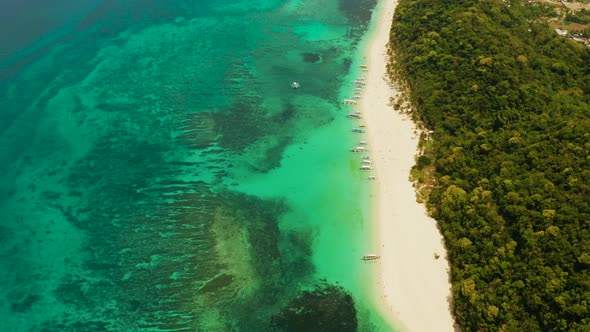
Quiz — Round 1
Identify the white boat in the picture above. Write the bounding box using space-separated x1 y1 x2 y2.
351 146 366 152
360 165 372 170
292 82 300 89
362 254 380 261
362 160 372 165
352 128 365 133
343 99 357 105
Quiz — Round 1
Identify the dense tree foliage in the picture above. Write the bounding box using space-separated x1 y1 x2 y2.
567 9 590 25
389 0 590 330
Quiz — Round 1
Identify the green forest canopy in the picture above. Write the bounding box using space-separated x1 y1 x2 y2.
389 0 590 330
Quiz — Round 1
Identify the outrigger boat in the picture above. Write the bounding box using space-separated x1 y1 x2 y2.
360 165 372 170
348 113 361 119
351 146 366 152
362 254 380 261
343 99 357 105
352 128 365 133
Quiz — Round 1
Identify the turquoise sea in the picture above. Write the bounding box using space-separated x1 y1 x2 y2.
0 0 396 330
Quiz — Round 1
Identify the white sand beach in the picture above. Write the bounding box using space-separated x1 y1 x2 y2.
358 1 456 331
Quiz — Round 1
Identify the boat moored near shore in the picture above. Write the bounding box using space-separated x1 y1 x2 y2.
362 254 380 261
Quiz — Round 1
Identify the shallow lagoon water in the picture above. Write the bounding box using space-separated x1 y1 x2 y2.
0 0 395 330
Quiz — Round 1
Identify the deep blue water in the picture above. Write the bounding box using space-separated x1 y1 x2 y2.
0 0 100 72
0 0 385 330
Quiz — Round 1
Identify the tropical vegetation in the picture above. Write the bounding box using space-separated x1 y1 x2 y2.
389 0 590 330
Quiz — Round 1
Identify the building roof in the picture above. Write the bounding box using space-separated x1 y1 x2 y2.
555 28 568 36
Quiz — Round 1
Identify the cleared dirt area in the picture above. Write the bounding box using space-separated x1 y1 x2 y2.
538 0 590 13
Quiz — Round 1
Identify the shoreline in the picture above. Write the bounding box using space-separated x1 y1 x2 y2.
356 0 456 331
